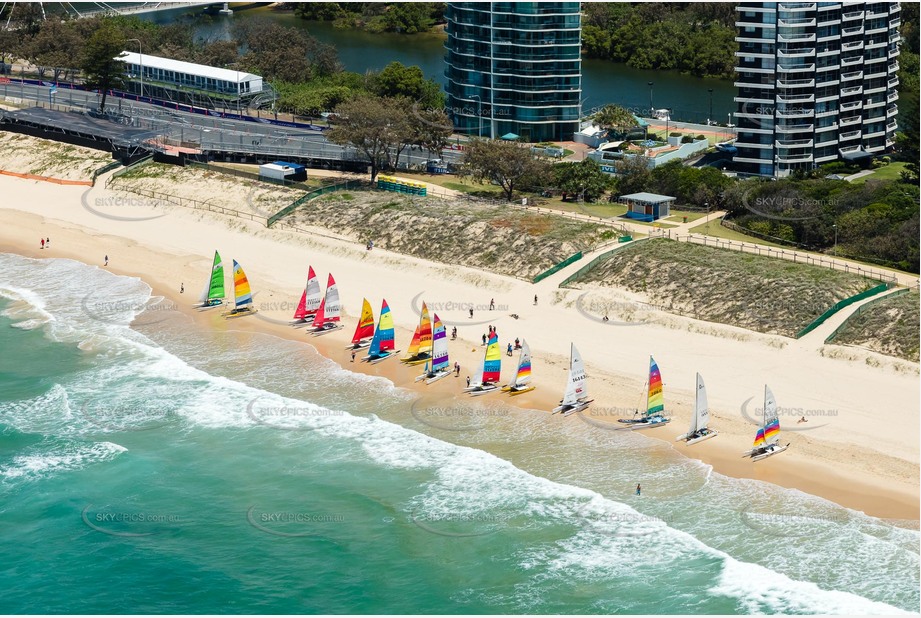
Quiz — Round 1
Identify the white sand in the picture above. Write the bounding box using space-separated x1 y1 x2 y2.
1 169 918 519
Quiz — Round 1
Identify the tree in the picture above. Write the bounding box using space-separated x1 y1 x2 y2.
459 139 552 201
553 159 611 202
30 20 81 81
373 61 443 109
594 104 637 132
409 106 453 159
327 95 405 181
81 20 126 113
615 155 652 196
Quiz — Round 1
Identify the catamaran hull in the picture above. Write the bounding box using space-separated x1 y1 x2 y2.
195 300 224 311
468 385 499 396
676 430 719 445
553 400 593 416
744 443 790 461
415 370 450 384
345 341 372 350
401 354 432 365
291 316 317 327
310 324 344 336
624 419 670 430
362 350 401 364
222 307 257 319
507 385 535 396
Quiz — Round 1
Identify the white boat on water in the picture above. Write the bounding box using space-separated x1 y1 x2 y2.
742 385 790 461
675 373 718 445
552 343 592 416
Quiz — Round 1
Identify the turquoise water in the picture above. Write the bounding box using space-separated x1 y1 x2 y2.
0 253 918 614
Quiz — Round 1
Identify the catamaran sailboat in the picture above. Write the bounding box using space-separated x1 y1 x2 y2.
195 250 225 310
222 260 257 318
742 385 789 461
502 339 534 396
309 274 343 335
552 343 592 415
291 266 321 326
618 356 670 429
675 373 718 445
345 298 375 349
465 331 501 396
401 302 433 365
362 300 400 363
415 313 451 384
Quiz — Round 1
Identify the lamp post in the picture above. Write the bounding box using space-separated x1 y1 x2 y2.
127 38 142 98
705 201 710 233
708 88 713 125
832 223 838 257
647 81 654 116
471 93 482 138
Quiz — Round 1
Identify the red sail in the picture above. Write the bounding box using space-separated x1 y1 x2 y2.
292 288 308 320
312 297 326 328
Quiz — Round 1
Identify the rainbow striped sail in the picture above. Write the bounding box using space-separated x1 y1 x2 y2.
753 426 766 448
646 356 664 416
405 324 421 356
351 298 375 344
513 339 532 386
368 300 395 357
482 332 501 384
418 302 433 353
232 260 253 308
430 313 449 372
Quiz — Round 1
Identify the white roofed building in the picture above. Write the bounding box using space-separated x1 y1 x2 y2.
116 51 275 110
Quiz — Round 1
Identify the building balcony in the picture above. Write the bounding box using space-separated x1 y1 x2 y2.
889 32 900 44
776 153 815 163
778 32 816 43
865 24 889 36
839 115 862 127
840 70 863 81
779 2 816 11
886 121 898 133
815 122 839 133
865 39 887 49
866 8 888 19
735 110 774 120
776 123 814 133
777 93 815 103
841 25 864 36
889 18 901 28
734 80 775 90
734 50 775 58
839 130 861 141
840 56 863 67
778 47 815 57
840 85 863 96
734 65 776 74
885 138 896 148
864 99 886 109
841 40 864 52
864 128 886 139
778 17 816 27
887 92 899 103
777 63 815 72
841 10 864 20
777 108 814 118
840 100 862 112
886 105 898 118
775 138 814 148
888 61 899 72
888 48 900 59
864 66 888 78
863 84 887 95
776 77 814 88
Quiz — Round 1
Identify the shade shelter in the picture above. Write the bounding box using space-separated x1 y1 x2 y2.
619 192 676 222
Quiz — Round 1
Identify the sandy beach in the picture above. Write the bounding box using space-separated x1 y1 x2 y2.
1 170 918 522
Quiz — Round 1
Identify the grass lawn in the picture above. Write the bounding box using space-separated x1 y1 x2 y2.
689 218 786 248
848 161 910 184
665 209 707 223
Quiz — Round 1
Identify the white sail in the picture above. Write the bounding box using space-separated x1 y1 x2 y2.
324 277 340 322
305 270 322 313
764 385 777 426
561 343 587 406
513 339 532 387
688 373 709 436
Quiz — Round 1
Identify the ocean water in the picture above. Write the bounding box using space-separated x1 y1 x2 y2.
0 252 917 614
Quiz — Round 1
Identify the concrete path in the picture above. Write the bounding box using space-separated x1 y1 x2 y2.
793 285 905 351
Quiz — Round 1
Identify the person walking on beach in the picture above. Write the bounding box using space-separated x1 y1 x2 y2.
466 376 470 388
534 294 538 306
351 350 356 363
104 255 108 267
451 327 457 340
454 362 460 376
482 333 487 345
41 238 45 249
180 283 184 294
506 343 513 357
636 484 641 496
489 298 495 310
469 308 474 319
46 237 49 247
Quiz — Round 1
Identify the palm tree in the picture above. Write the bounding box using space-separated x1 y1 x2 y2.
593 104 639 137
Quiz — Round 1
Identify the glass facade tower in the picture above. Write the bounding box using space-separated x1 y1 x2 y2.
444 2 582 142
733 2 901 177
